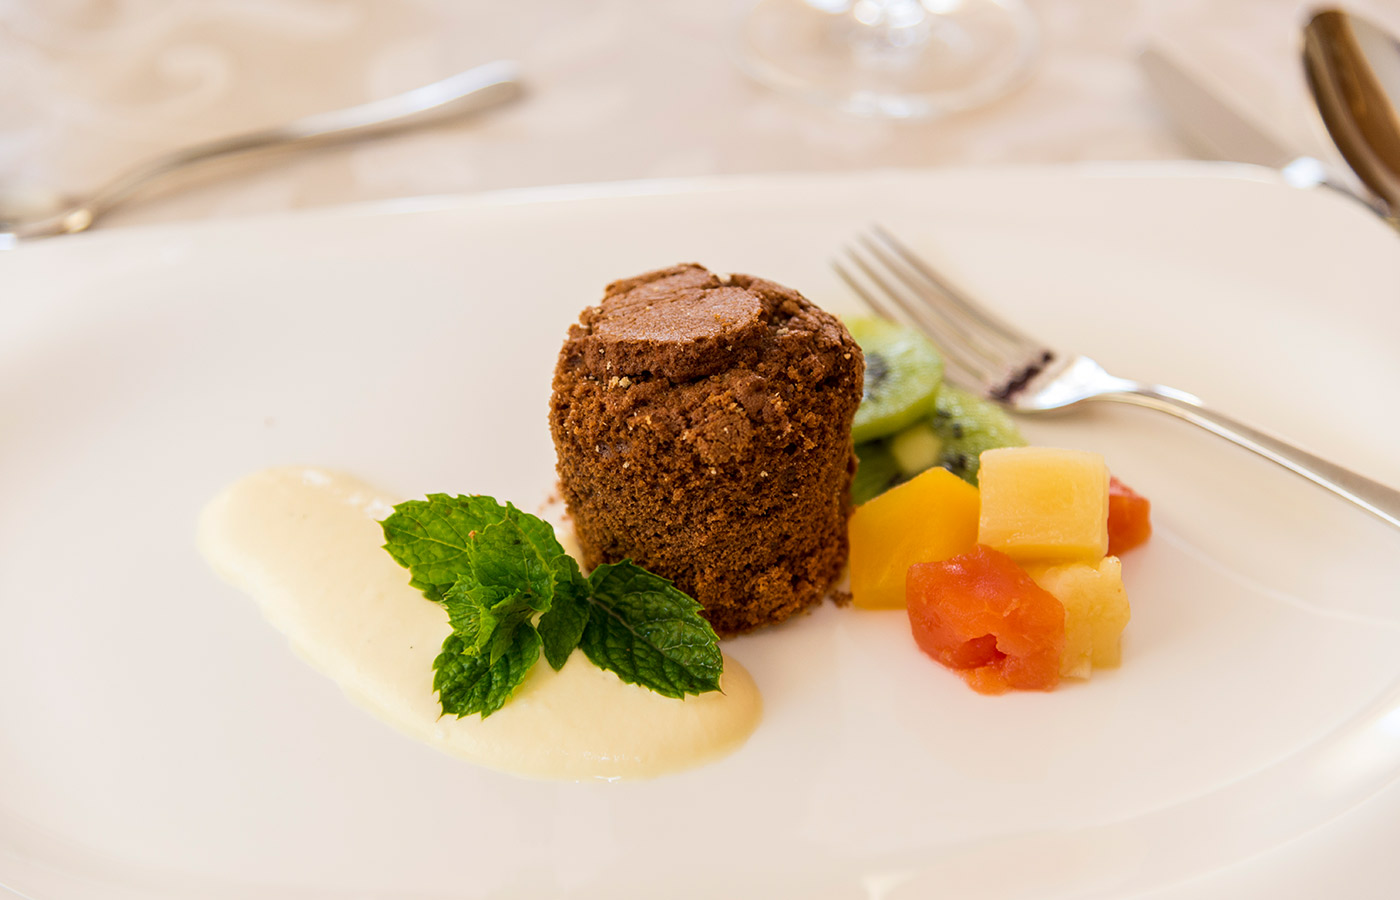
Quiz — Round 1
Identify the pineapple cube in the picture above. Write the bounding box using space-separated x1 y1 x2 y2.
849 467 980 609
977 447 1109 562
1025 556 1131 676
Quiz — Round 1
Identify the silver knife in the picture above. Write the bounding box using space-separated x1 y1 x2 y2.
1139 40 1390 216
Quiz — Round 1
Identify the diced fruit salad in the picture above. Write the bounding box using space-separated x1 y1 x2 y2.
846 317 1030 502
844 318 1152 694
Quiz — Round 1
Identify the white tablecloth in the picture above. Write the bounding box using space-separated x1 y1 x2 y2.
3 0 1396 231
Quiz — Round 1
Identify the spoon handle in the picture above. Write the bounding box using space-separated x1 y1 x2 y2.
25 60 523 238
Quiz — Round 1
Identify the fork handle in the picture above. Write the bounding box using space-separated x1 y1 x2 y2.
19 60 523 239
1096 385 1400 530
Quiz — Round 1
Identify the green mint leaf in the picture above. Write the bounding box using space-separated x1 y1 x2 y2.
498 503 568 569
389 493 722 715
433 627 541 719
486 600 539 666
465 514 560 604
537 555 590 670
580 561 723 699
381 494 511 601
443 578 550 665
381 495 569 606
442 581 511 654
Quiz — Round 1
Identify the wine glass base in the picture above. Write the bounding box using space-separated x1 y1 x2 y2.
734 0 1039 119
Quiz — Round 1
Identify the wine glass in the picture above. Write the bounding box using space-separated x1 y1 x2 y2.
734 0 1039 119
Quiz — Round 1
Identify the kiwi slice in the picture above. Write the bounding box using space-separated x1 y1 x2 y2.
846 317 944 444
931 383 1027 485
851 440 901 506
889 422 943 477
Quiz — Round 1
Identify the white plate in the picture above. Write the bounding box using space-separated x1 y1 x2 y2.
2 165 1399 900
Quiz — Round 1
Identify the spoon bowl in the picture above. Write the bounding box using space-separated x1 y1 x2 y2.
1303 9 1400 220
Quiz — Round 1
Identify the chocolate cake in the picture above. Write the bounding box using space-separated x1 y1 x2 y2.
549 264 864 635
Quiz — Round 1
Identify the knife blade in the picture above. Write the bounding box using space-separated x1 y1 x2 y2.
1139 42 1304 168
1139 38 1390 216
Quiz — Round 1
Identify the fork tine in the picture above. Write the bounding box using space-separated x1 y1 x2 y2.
847 236 1032 388
868 224 1048 355
854 233 1026 378
832 253 992 388
842 246 994 386
830 258 903 324
837 227 1063 402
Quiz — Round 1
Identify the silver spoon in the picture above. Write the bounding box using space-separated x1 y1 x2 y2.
0 59 523 244
1303 9 1400 224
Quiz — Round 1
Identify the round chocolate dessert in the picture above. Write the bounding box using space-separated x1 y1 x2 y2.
549 264 864 635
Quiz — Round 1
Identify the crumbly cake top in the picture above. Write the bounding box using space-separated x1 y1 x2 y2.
561 263 852 384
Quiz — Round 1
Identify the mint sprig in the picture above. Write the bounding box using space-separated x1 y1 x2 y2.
538 555 590 670
433 629 541 719
442 582 539 665
381 495 723 718
381 494 519 602
579 562 723 699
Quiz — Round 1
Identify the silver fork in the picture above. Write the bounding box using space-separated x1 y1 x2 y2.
834 225 1400 531
0 60 522 243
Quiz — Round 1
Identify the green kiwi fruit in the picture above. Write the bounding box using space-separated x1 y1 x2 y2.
889 421 943 477
930 383 1027 484
846 317 944 444
851 440 901 506
851 385 1027 503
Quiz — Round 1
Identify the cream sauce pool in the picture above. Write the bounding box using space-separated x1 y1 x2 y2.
198 467 762 780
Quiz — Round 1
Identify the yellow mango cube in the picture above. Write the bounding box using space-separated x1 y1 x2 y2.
1025 556 1131 677
977 447 1109 563
848 467 980 609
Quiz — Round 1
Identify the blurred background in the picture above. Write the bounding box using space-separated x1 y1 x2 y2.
1 0 1397 231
